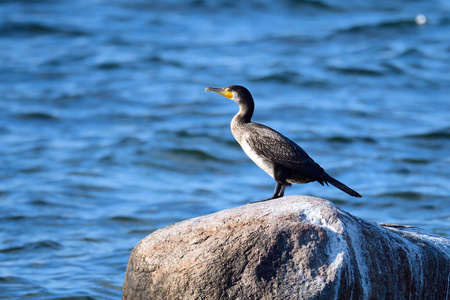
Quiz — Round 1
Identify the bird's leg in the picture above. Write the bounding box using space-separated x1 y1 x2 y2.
277 184 286 197
269 182 285 199
251 183 285 203
251 166 290 203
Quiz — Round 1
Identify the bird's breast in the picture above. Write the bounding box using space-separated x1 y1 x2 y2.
232 129 275 179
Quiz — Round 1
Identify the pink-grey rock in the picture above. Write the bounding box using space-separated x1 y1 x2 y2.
122 195 450 300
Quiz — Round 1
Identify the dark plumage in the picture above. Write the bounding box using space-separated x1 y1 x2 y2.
205 85 362 201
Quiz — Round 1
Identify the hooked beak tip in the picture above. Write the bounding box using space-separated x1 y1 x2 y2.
205 87 217 92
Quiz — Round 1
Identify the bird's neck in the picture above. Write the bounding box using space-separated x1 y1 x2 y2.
232 101 254 125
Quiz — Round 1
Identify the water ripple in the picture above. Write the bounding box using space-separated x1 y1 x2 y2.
15 112 60 121
0 240 63 254
0 21 87 37
406 127 450 140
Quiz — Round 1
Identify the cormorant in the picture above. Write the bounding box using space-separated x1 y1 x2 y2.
205 85 362 201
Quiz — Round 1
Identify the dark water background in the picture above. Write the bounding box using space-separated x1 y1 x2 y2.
1 0 449 298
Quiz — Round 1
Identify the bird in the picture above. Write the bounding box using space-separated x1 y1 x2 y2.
205 85 362 201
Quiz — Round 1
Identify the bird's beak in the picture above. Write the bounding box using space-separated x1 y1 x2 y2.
205 87 233 99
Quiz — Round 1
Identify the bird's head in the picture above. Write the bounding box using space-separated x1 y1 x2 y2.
205 85 253 105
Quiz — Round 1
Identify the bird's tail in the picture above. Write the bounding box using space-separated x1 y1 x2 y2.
322 174 362 198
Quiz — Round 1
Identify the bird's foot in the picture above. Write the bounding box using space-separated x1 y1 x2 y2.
249 195 282 204
248 183 286 204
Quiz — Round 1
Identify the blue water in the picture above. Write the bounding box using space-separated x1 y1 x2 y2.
0 0 449 298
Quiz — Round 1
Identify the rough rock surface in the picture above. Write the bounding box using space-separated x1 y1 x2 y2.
122 196 450 300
